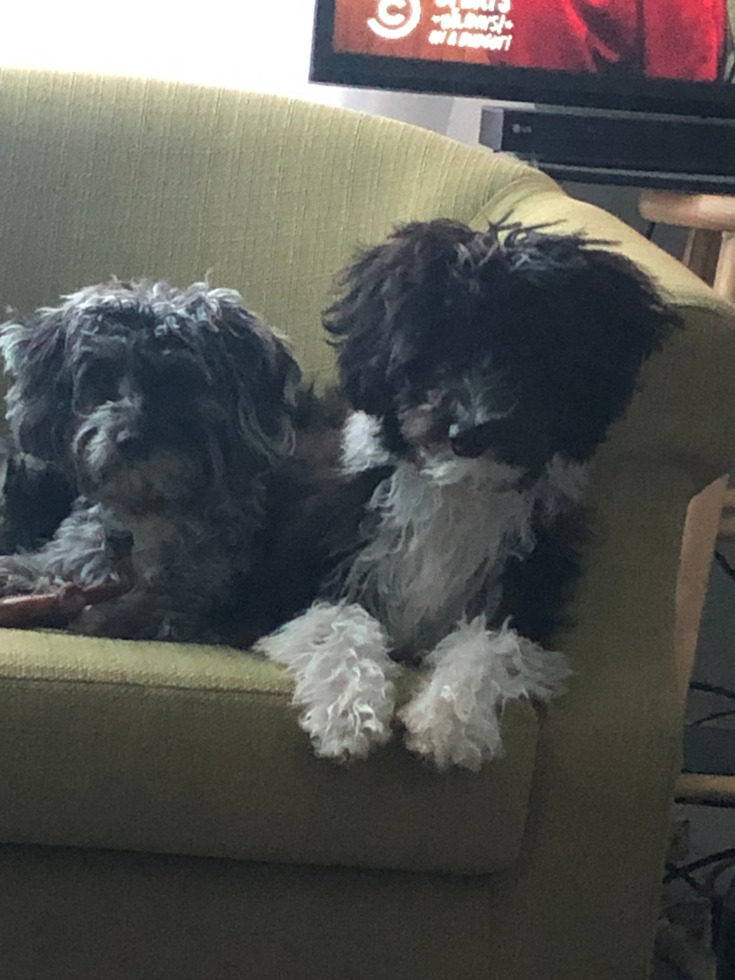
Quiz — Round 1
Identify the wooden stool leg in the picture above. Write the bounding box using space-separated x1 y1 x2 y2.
683 228 722 286
676 476 729 691
675 477 735 807
713 231 735 300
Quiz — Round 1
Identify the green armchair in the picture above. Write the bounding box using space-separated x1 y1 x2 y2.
0 67 734 980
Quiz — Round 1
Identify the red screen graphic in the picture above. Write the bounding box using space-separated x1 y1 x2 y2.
333 0 726 82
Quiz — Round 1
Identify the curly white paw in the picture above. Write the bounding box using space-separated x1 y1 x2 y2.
256 602 399 762
400 682 502 771
300 661 396 761
400 618 571 771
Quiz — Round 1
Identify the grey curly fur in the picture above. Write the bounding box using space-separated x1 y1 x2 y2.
0 279 300 642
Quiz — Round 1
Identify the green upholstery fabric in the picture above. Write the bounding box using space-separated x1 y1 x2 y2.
0 628 537 875
1 67 735 980
0 69 557 390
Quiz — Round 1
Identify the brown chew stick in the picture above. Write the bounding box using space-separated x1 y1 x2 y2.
0 580 128 629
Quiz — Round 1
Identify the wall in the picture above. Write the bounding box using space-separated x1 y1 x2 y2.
0 0 342 104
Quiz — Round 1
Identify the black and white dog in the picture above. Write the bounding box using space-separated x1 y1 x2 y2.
256 219 677 770
0 279 299 642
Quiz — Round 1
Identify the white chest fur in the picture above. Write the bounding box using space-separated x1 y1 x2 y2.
338 412 586 653
338 412 534 650
343 459 536 650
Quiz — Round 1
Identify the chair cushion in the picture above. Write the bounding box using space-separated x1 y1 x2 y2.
0 628 539 875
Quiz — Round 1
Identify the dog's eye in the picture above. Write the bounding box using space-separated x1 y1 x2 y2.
74 363 121 410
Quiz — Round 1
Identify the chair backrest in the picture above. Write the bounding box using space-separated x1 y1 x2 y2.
0 68 556 385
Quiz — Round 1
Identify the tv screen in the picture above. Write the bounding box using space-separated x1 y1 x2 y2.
310 0 735 119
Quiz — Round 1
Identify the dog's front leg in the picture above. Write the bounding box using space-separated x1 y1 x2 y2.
0 501 113 596
255 602 399 761
70 589 215 642
0 551 57 596
400 618 571 771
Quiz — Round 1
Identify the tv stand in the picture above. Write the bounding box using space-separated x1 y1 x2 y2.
479 105 735 195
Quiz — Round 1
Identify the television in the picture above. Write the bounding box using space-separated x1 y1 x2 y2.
310 0 735 191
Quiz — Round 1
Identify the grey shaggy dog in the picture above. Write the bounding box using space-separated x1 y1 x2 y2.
0 279 300 642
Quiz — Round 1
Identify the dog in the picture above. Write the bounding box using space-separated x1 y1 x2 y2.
0 278 300 642
255 219 678 770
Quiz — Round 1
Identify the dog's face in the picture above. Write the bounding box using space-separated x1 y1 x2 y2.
0 280 300 509
325 220 677 480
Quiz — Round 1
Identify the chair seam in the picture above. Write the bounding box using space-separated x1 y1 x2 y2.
0 671 293 699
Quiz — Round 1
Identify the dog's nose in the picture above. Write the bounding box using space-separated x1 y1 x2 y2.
449 425 489 458
104 529 134 561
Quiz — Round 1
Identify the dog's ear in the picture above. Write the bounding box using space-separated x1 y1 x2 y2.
322 243 395 418
199 293 302 460
0 310 74 463
323 225 426 418
323 220 482 418
247 321 302 453
500 228 680 459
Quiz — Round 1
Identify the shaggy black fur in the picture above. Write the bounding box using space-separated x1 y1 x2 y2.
234 387 390 642
0 451 74 553
258 219 680 651
325 219 676 472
